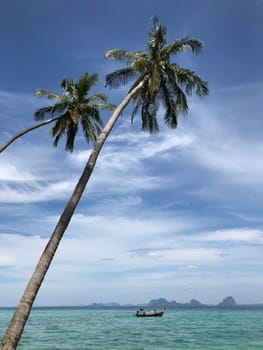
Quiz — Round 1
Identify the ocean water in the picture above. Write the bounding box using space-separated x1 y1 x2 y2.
1 308 263 349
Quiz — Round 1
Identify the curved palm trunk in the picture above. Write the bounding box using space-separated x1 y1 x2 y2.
0 80 144 350
0 117 60 154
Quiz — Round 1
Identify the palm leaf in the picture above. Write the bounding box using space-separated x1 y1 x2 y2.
131 56 149 73
141 105 159 133
131 94 142 124
105 68 138 88
34 106 55 121
170 64 209 96
65 123 78 152
81 118 100 144
148 17 167 51
34 102 68 121
88 93 108 103
141 92 159 133
77 73 98 95
171 84 188 115
160 83 177 128
105 50 144 63
35 90 61 100
87 94 116 111
83 106 104 128
148 63 161 94
50 112 69 139
127 72 148 94
162 37 204 57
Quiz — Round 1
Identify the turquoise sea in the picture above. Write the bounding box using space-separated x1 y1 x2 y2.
1 308 263 349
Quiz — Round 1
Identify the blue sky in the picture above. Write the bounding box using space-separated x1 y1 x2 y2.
0 0 263 307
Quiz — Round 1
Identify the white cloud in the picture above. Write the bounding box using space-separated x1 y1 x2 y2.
183 85 263 187
0 180 76 203
130 247 221 264
200 228 263 244
0 163 36 181
0 234 47 267
179 264 199 270
71 129 193 170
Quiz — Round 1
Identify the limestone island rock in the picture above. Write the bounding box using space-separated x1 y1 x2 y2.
217 296 237 308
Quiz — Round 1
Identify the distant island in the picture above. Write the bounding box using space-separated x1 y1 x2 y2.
2 296 263 310
147 296 238 309
83 296 263 310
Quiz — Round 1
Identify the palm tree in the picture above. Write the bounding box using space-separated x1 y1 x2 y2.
0 72 114 153
0 16 208 350
105 16 208 132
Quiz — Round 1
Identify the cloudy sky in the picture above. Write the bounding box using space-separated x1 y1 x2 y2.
0 0 263 307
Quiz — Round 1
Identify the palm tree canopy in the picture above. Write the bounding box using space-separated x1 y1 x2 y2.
105 16 208 133
35 73 115 152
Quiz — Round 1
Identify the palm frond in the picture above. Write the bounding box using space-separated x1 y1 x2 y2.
162 37 204 57
34 102 67 121
141 106 159 133
35 90 61 100
87 94 116 110
34 106 55 121
97 102 116 111
174 85 188 115
50 112 69 138
130 79 149 123
50 114 69 148
65 123 78 152
148 16 167 51
170 64 208 96
127 72 148 94
88 93 108 103
131 56 149 73
168 79 188 114
105 68 138 88
77 73 98 95
148 63 161 95
141 93 159 133
52 133 64 148
69 107 79 124
131 94 142 124
61 77 74 92
164 107 178 129
81 118 101 144
160 83 178 128
105 50 144 64
194 75 209 97
83 106 104 128
165 65 189 114
62 77 76 99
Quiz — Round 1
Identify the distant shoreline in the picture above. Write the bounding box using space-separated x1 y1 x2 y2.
2 296 263 310
2 304 263 311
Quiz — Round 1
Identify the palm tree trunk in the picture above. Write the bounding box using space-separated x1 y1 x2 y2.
0 117 60 153
0 80 144 350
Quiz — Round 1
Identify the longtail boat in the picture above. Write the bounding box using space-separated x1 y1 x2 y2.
135 308 166 317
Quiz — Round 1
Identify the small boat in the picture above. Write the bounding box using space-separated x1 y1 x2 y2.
135 308 166 317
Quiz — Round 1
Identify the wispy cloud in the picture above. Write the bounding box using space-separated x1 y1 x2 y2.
200 228 263 244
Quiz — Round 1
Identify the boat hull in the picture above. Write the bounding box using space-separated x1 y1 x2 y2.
135 310 165 317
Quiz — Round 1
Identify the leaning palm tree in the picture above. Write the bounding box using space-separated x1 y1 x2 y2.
0 72 113 153
0 16 208 350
